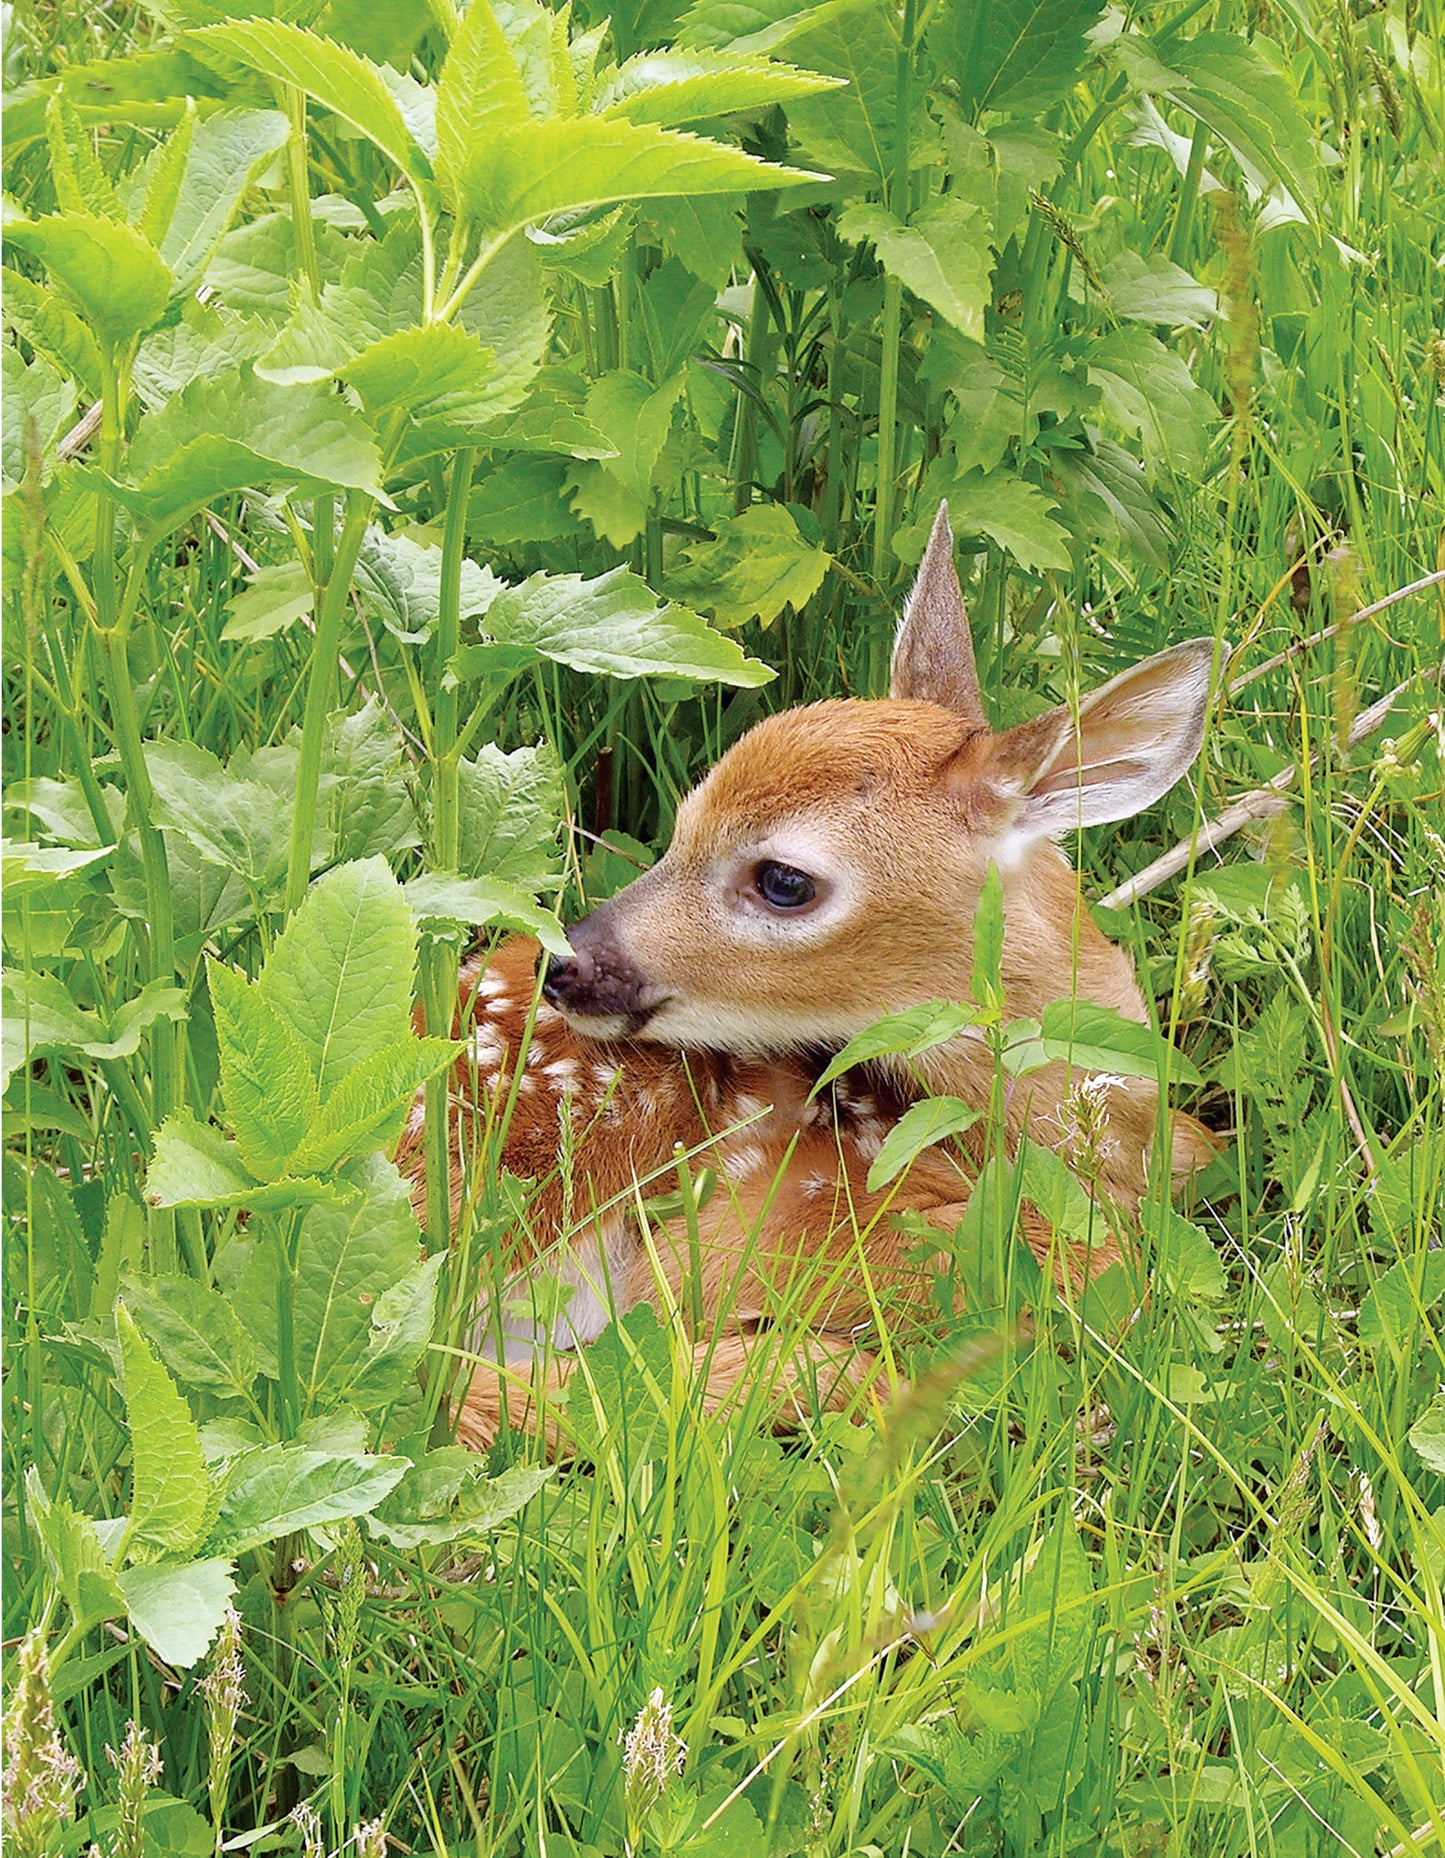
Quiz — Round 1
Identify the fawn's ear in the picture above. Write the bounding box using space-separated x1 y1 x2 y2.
890 502 987 728
987 639 1220 841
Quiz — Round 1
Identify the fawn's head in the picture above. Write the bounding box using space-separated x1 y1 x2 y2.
545 505 1219 1053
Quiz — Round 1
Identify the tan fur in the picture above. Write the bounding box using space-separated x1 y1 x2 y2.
403 507 1219 1453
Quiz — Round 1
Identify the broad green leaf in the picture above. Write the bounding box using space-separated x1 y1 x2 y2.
158 106 291 296
116 1559 236 1670
116 1303 215 1560
668 503 831 630
896 468 1071 575
565 1302 673 1457
100 366 387 535
1358 1251 1445 1356
473 564 774 686
221 559 315 643
205 210 352 317
971 862 1005 1010
47 92 126 219
1114 31 1318 216
4 212 172 349
25 1466 127 1631
595 48 841 124
1087 327 1217 484
1050 438 1171 567
786 0 917 180
118 1271 258 1399
355 526 502 645
144 740 287 888
466 454 582 544
434 0 531 209
321 701 423 862
581 369 687 504
1 971 188 1088
1038 1000 1203 1087
815 1001 979 1088
457 743 565 892
1017 1138 1096 1242
348 1250 445 1401
403 874 572 959
1008 1514 1097 1693
288 1154 423 1408
933 0 1107 122
567 458 649 547
1141 1204 1226 1302
453 115 821 240
1099 250 1217 330
191 20 432 185
145 1112 353 1212
866 1096 983 1191
208 959 322 1180
206 1446 409 1557
2 337 76 495
1409 1392 1445 1475
1 269 102 399
369 1452 553 1547
133 302 274 412
285 1034 460 1176
259 857 417 1101
133 99 195 251
342 322 498 420
839 199 991 339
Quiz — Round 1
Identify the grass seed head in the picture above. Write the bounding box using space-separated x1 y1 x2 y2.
1 1630 84 1858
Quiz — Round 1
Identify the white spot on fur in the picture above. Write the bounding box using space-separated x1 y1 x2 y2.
476 971 507 997
592 1059 622 1089
544 1056 581 1089
722 1142 765 1182
853 1123 884 1161
470 1027 506 1066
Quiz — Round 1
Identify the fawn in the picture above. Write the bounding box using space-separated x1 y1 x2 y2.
410 506 1219 1448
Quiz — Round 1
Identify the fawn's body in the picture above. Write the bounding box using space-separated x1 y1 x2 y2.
409 508 1219 1446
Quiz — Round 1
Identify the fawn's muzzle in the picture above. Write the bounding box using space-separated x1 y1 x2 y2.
538 910 670 1033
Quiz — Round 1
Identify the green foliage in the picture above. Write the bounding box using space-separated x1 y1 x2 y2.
5 0 1444 1848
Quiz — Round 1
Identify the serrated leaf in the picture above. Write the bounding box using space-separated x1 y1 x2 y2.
160 106 291 295
47 91 125 219
453 115 821 240
221 559 315 643
866 1096 983 1191
2 343 77 495
595 47 841 124
1141 1204 1226 1302
145 1112 353 1212
354 526 502 646
581 369 687 504
285 1035 460 1176
566 1303 673 1456
1 971 187 1088
25 1466 127 1631
1358 1251 1445 1356
2 269 103 398
456 743 564 892
839 198 991 339
206 1445 409 1557
145 740 287 888
118 1272 258 1399
116 1559 236 1669
1099 250 1218 329
434 0 530 208
1087 326 1217 484
471 564 774 685
116 1303 215 1559
369 1453 553 1547
98 366 387 535
259 857 416 1100
341 321 498 420
322 700 423 862
289 1154 425 1408
191 20 431 185
349 1250 445 1401
786 0 912 180
5 212 172 349
934 0 1106 122
669 503 831 629
898 469 1071 575
208 959 322 1179
1050 438 1171 567
402 873 572 959
1114 31 1318 216
1038 1000 1203 1087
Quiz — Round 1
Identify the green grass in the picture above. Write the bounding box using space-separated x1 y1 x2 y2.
4 0 1444 1853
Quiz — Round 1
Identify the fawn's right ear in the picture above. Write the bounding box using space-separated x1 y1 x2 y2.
986 638 1221 842
890 503 987 729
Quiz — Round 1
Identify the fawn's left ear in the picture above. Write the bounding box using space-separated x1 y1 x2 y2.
986 639 1222 840
890 503 988 729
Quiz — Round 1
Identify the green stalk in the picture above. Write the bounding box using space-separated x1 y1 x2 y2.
1166 119 1209 266
282 84 320 302
283 490 375 915
871 0 918 580
423 447 476 1253
729 265 775 513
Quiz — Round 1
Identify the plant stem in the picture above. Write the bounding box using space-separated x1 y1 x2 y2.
423 447 476 1253
282 85 320 301
1167 119 1209 265
283 490 375 914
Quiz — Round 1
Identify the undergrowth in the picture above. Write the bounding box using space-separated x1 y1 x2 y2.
3 0 1443 1853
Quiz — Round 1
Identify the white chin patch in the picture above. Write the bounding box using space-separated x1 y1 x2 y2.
561 1009 633 1042
640 997 875 1054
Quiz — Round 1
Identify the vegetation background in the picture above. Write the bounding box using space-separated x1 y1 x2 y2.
3 0 1443 1852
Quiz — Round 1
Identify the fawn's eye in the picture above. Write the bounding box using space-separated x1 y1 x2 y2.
753 860 817 911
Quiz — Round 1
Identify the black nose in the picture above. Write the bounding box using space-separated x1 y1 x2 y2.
540 951 576 1005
